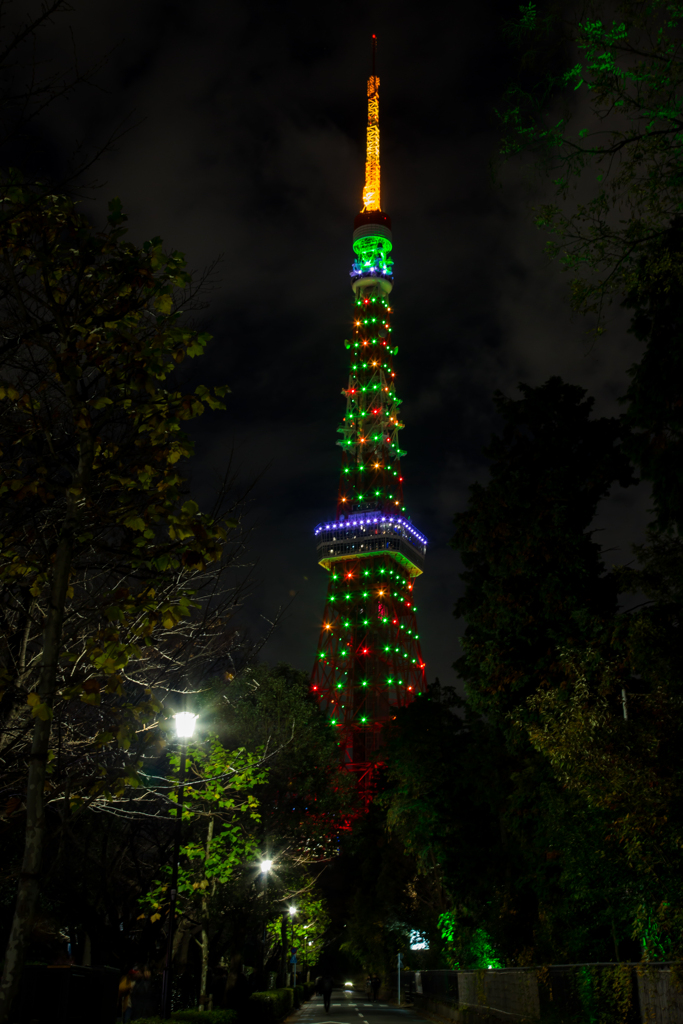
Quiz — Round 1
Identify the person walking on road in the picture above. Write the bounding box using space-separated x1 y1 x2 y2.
131 968 156 1019
321 974 334 1013
118 968 137 1023
371 973 381 1001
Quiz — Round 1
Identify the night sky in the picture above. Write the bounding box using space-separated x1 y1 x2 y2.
23 0 650 689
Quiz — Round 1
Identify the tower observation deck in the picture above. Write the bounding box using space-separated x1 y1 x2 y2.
311 40 427 790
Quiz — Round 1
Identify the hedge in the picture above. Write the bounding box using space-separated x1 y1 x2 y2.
133 1012 237 1024
296 983 316 1004
132 984 315 1024
246 988 294 1022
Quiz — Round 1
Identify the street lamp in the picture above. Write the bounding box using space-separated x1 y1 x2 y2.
259 858 273 990
288 906 297 987
279 910 288 988
161 711 197 1018
303 923 311 983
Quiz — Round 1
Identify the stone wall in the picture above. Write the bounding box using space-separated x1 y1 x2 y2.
638 968 683 1024
459 970 540 1020
399 964 683 1024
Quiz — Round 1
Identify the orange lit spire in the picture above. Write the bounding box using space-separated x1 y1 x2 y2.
362 35 381 211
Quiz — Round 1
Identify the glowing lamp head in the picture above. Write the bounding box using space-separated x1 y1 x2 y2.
174 712 197 739
288 905 297 916
260 859 273 874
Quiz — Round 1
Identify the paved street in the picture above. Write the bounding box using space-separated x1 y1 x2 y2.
289 985 428 1024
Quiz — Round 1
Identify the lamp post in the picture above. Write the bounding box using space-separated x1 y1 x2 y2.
288 906 297 987
259 859 273 990
161 711 197 1019
279 911 288 988
303 924 311 984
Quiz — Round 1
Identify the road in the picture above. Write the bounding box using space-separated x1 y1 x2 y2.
289 985 428 1024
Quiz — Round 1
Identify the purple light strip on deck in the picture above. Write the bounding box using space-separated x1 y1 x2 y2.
314 512 427 547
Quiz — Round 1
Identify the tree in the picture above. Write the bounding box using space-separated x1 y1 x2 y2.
452 376 633 719
525 532 683 958
0 1 104 157
499 0 683 326
498 1 683 537
215 663 349 848
337 800 420 978
203 663 346 983
495 8 683 955
0 184 239 1021
619 226 683 533
380 686 508 965
141 738 267 1008
265 880 331 980
126 663 342 1004
444 379 642 962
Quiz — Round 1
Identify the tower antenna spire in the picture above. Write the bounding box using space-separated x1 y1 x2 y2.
363 35 381 211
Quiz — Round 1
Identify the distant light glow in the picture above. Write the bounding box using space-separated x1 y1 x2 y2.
410 930 429 950
260 859 273 874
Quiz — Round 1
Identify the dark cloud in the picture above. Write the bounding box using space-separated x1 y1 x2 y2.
17 0 649 687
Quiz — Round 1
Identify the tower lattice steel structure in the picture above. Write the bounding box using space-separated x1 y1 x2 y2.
311 42 427 787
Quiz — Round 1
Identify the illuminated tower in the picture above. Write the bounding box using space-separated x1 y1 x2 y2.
311 40 427 789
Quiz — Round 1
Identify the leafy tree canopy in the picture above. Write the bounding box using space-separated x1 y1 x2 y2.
452 376 633 720
499 0 683 325
0 182 240 1021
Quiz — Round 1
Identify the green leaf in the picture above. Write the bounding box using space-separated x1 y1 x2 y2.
124 517 146 531
154 294 173 315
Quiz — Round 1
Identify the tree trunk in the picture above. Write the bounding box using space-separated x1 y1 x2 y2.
0 433 92 1024
199 818 214 1011
199 926 210 1009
